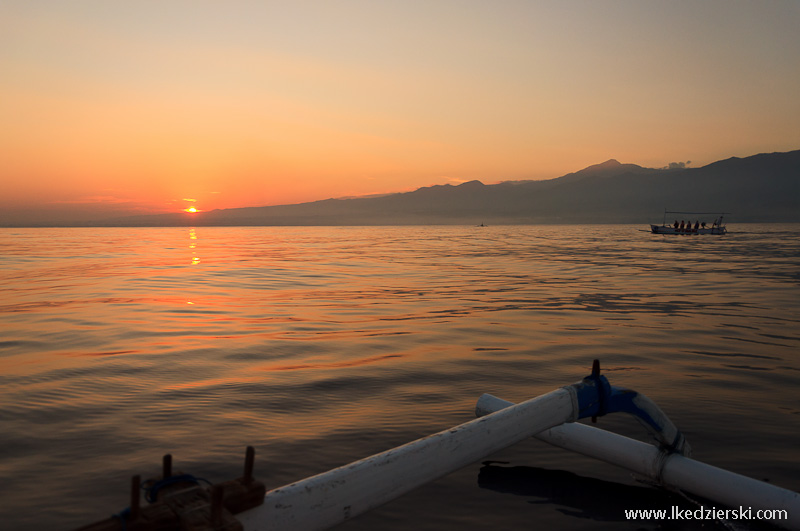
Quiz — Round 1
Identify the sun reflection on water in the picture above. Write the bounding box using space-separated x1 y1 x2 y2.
189 228 200 264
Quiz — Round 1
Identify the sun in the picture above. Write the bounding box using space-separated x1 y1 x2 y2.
182 198 199 213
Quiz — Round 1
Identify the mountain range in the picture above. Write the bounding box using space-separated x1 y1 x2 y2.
83 149 800 226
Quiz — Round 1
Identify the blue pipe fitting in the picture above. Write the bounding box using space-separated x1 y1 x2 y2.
569 360 690 455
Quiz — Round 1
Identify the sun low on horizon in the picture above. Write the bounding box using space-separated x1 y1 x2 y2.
1 1 799 225
183 199 200 214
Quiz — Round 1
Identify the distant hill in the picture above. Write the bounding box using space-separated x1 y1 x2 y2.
88 149 800 226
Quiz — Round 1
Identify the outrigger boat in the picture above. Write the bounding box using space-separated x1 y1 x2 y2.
74 361 799 531
650 210 729 235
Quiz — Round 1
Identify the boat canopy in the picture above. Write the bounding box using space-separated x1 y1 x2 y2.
661 210 730 226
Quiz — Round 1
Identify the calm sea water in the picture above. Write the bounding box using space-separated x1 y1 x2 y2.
1 225 798 531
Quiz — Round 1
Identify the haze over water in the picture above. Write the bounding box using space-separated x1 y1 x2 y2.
1 225 798 530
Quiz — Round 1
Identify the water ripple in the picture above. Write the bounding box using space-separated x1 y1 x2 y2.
1 224 799 531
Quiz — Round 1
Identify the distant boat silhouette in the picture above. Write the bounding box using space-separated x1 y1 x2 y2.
650 210 728 235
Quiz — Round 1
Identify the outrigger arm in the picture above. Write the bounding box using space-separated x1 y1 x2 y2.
477 396 799 530
238 360 797 530
77 361 798 531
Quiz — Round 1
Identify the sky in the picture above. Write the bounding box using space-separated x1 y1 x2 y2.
2 0 799 224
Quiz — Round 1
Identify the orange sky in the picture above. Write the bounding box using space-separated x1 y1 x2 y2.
2 1 799 224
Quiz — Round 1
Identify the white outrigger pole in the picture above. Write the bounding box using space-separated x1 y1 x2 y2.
477 396 799 530
237 361 799 530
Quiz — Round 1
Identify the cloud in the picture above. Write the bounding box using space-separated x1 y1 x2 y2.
664 161 692 170
47 195 134 204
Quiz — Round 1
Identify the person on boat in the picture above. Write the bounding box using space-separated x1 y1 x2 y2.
701 222 707 229
680 220 685 230
694 221 699 230
673 220 679 229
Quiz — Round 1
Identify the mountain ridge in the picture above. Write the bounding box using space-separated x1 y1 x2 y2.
9 149 800 227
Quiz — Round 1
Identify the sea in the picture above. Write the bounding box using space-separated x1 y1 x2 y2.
1 224 798 531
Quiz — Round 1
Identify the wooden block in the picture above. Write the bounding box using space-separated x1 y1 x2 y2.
220 478 267 515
